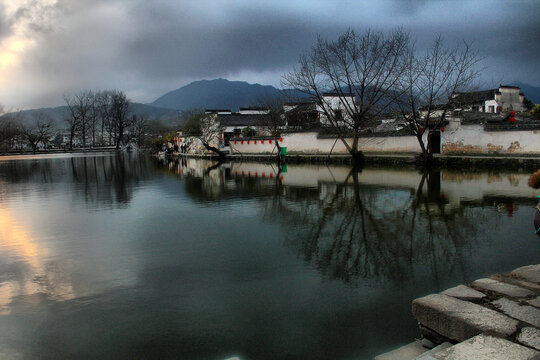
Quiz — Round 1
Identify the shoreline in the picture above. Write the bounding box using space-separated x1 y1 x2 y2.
164 152 540 170
2 149 540 170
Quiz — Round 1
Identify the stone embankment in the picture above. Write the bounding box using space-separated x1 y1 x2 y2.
375 264 540 360
167 152 540 169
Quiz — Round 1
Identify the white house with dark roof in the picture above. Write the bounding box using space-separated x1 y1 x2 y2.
283 92 356 128
451 85 525 113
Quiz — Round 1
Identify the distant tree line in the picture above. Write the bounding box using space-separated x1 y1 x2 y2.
64 89 143 150
0 89 176 153
0 111 54 153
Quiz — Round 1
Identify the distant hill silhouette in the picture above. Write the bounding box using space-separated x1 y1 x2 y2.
510 81 540 104
1 103 178 129
150 78 309 111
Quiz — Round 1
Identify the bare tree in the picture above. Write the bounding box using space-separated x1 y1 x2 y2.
95 90 114 146
256 95 287 162
20 112 53 153
182 113 226 157
109 90 133 149
396 36 483 164
130 114 150 147
0 114 21 152
283 28 410 163
63 112 79 150
64 90 95 148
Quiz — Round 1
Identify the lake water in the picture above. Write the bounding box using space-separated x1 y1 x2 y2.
0 152 539 360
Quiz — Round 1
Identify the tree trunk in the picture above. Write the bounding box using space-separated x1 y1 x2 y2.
115 125 123 150
275 138 283 164
349 136 364 166
201 140 226 157
415 133 435 168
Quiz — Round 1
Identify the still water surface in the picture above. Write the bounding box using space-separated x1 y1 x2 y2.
0 153 539 359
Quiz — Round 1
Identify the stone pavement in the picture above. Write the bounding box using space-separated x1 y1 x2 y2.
375 264 540 360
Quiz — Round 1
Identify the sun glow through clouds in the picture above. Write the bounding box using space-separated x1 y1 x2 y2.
0 0 57 84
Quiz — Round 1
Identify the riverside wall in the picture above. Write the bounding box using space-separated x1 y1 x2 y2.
227 125 540 156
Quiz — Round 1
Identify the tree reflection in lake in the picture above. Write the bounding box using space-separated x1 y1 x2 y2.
157 159 539 287
263 169 487 286
0 153 153 209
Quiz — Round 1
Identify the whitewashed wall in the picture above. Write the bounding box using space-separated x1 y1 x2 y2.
442 125 540 154
230 132 424 154
229 125 540 156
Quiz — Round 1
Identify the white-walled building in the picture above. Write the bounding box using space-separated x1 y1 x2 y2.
451 85 526 113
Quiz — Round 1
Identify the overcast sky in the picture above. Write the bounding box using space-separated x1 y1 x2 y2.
0 0 538 110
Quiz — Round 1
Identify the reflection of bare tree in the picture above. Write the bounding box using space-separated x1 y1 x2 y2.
264 169 485 285
156 158 490 285
0 154 153 208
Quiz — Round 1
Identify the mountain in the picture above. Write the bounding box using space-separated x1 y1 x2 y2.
150 78 308 111
510 82 540 104
1 103 178 129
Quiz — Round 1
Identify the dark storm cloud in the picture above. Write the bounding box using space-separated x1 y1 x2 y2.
124 0 539 87
2 0 539 109
122 1 337 81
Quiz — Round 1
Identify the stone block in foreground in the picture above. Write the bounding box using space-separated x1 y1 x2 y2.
471 278 534 298
412 294 519 342
491 274 540 291
492 298 540 327
517 327 540 351
512 264 540 284
373 340 427 360
414 342 452 359
441 285 486 301
426 334 540 360
528 296 540 308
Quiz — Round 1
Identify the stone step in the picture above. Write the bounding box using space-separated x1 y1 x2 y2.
491 274 540 292
415 334 540 360
528 296 540 308
373 340 428 360
471 278 534 298
512 264 540 284
441 285 486 302
413 342 452 359
492 298 540 327
412 294 519 342
517 327 540 351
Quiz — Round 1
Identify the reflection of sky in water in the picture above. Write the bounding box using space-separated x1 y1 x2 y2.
0 154 538 360
0 205 74 315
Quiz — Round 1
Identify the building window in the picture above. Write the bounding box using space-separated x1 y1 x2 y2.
488 105 495 113
334 109 343 120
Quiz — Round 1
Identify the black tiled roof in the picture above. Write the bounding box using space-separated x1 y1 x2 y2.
217 114 270 127
205 109 231 112
239 107 269 111
284 101 316 106
452 89 497 104
499 85 521 90
322 92 354 97
284 103 317 112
